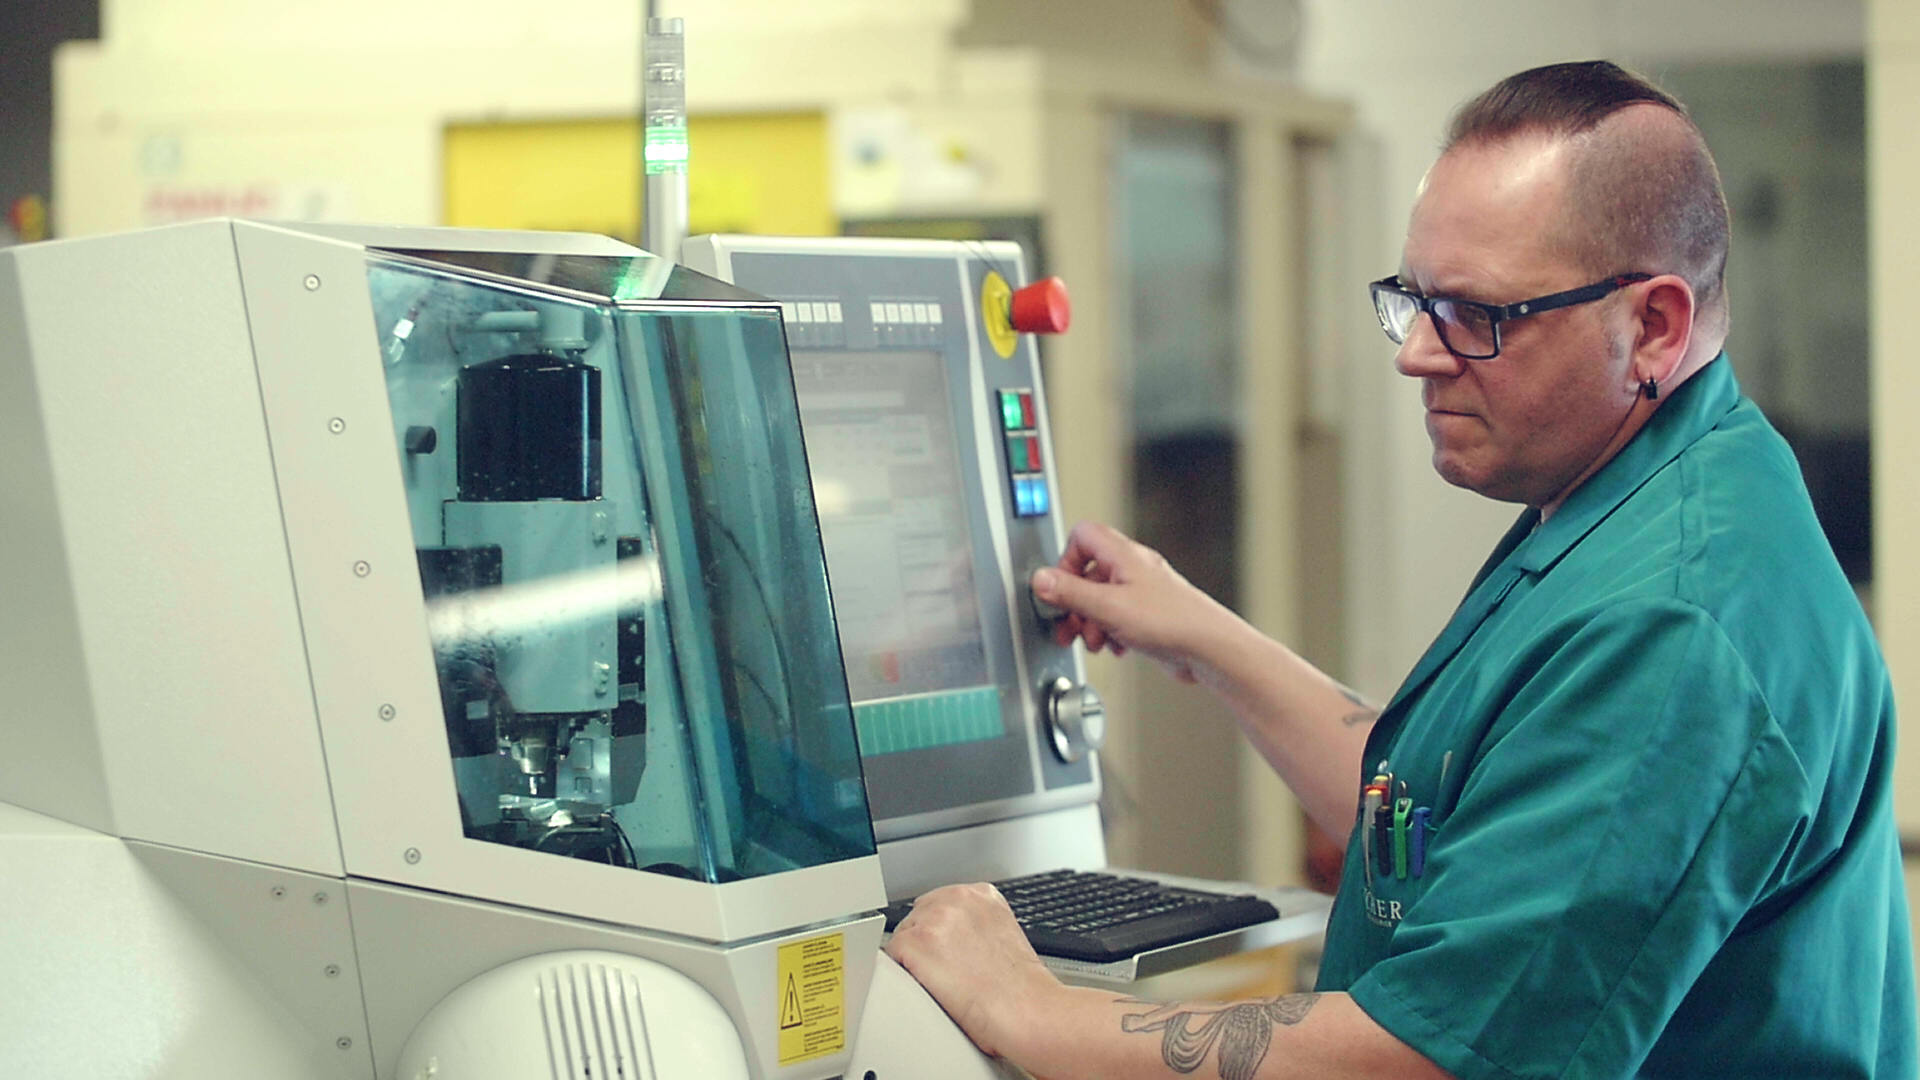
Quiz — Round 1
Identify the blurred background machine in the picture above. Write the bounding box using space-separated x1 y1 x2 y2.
0 219 1000 1079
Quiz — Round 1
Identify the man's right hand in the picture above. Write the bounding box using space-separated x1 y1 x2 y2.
1031 521 1243 685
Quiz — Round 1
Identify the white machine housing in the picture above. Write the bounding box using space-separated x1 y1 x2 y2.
0 220 980 1080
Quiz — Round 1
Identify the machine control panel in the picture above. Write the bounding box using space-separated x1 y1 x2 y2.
683 236 1098 842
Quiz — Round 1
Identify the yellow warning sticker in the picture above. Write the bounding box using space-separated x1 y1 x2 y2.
776 932 846 1065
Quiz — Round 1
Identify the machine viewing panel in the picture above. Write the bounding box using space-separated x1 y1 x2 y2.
683 236 1101 841
366 250 877 882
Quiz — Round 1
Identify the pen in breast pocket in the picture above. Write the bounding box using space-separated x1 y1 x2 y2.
1373 804 1394 876
1410 806 1431 877
1393 797 1412 879
1361 786 1383 888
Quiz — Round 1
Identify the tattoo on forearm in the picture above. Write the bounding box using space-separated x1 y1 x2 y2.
1117 993 1320 1080
1336 684 1380 728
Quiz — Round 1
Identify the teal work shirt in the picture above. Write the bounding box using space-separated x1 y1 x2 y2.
1318 356 1916 1079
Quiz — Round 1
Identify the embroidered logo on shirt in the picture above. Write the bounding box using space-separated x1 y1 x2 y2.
1363 885 1403 928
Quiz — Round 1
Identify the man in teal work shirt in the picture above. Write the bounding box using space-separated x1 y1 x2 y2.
887 61 1917 1079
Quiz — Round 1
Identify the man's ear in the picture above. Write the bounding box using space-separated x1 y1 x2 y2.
1634 275 1694 385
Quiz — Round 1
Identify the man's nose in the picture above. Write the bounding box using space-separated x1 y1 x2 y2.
1393 313 1466 379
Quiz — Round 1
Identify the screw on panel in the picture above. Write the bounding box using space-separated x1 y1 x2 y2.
304 275 322 291
379 703 396 722
270 885 286 900
337 1036 353 1050
313 891 329 905
328 417 346 434
404 847 422 864
352 561 371 577
324 964 341 978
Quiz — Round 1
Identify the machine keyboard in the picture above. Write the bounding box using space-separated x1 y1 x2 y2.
880 869 1281 965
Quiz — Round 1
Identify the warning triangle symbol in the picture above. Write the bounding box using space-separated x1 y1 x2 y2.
780 973 803 1029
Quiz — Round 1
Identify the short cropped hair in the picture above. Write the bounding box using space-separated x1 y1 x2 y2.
1446 61 1731 328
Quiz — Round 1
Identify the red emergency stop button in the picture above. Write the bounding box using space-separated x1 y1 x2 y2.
1010 277 1071 334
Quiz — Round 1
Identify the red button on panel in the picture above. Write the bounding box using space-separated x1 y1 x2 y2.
1018 390 1036 429
1025 436 1041 471
1010 277 1072 335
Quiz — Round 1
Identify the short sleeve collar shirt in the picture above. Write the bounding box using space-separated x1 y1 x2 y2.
1317 356 1916 1079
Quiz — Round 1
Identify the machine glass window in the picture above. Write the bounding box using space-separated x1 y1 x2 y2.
368 256 875 883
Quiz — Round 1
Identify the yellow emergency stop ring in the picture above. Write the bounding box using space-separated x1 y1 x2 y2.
981 271 1017 359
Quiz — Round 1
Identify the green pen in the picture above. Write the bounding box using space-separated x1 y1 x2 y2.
1393 797 1413 879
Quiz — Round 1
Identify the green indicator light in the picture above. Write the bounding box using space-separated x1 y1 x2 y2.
1008 435 1029 471
1000 391 1023 430
645 126 689 175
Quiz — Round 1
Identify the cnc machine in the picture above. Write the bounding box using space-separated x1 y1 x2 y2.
0 220 1006 1080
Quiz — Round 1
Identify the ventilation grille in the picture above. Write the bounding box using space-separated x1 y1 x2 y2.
537 961 655 1080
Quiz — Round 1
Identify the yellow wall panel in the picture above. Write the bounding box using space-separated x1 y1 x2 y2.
443 112 832 243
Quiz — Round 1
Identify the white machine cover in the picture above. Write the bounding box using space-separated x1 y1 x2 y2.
397 949 749 1080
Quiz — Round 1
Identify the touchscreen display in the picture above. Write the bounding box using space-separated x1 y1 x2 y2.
793 351 994 712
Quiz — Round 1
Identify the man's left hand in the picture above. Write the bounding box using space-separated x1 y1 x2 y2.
883 882 1062 1059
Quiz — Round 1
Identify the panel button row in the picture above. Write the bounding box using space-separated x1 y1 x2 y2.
869 301 944 326
780 298 846 349
783 300 844 324
996 387 1048 518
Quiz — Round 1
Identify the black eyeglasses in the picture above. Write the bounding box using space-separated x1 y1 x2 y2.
1369 273 1652 360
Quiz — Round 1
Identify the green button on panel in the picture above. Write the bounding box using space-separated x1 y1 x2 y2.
999 390 1024 431
1007 434 1030 471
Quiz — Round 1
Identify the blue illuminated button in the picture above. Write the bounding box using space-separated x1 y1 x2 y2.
1011 476 1050 518
1000 390 1024 431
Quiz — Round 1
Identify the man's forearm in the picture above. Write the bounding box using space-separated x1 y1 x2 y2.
1186 613 1380 840
1000 985 1447 1080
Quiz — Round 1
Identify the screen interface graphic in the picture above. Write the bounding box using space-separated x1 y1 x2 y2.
793 350 1004 755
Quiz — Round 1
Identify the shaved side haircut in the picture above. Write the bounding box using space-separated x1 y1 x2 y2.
1446 60 1732 334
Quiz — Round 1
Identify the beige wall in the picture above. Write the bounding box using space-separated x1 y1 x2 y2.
55 0 977 237
1871 0 1920 844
